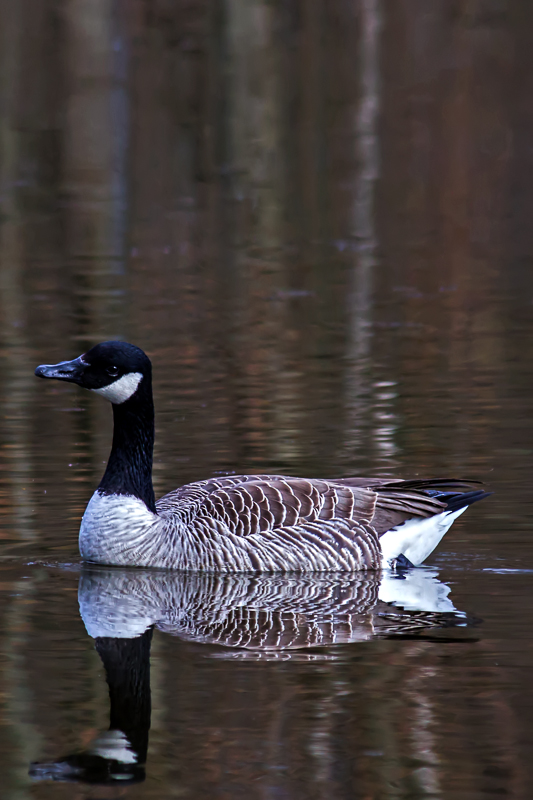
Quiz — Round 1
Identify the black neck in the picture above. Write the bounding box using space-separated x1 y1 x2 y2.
98 376 156 513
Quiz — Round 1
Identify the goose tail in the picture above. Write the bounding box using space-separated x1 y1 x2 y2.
379 489 492 568
442 489 492 513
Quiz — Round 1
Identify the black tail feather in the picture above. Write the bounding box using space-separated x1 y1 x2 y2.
443 490 492 513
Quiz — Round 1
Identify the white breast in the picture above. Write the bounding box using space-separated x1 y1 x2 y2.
79 491 158 566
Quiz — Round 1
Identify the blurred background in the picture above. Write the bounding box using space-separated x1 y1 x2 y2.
1 0 531 555
2 1 533 798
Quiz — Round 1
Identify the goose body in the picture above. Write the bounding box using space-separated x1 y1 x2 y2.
35 341 489 572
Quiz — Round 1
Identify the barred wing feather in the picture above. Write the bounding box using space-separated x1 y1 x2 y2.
154 475 484 572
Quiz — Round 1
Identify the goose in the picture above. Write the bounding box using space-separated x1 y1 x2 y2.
35 341 489 571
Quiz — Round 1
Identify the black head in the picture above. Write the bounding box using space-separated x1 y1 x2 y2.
35 341 152 405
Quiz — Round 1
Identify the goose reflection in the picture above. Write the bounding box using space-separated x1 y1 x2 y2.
80 565 463 647
30 567 468 785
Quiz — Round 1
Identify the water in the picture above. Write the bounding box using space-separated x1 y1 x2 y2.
2 562 530 798
1 1 533 797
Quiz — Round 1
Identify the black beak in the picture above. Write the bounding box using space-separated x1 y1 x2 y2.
35 356 87 384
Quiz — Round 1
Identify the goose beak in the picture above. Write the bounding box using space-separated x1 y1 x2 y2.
35 356 87 384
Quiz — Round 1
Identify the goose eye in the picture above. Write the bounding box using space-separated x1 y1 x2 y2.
106 365 119 378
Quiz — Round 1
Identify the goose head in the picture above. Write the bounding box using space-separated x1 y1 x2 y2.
35 341 152 405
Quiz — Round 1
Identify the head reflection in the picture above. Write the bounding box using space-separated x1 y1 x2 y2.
30 567 467 785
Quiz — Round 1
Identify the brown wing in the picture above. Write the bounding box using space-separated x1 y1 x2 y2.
335 477 483 533
157 474 482 537
157 474 282 504
195 477 377 537
156 474 285 516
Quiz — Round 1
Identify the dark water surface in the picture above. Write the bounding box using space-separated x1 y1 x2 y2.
1 1 533 798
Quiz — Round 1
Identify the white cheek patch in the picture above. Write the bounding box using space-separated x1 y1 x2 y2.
92 372 143 404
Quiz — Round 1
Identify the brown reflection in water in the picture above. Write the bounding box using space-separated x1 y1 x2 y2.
0 0 530 533
63 0 130 348
377 1 513 481
0 0 523 532
0 0 36 543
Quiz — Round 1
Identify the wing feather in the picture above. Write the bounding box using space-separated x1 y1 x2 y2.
187 477 376 538
156 474 484 564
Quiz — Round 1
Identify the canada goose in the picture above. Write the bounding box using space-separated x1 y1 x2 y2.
35 341 489 571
